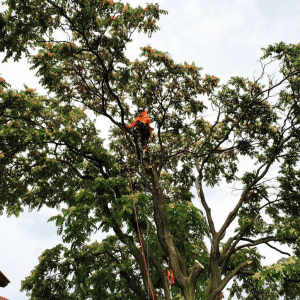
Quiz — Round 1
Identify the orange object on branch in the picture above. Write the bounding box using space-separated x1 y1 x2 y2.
167 269 175 285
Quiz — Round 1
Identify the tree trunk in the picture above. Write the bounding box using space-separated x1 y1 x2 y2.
206 248 222 300
183 282 196 300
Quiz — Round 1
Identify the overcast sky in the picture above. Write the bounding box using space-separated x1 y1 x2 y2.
1 0 300 299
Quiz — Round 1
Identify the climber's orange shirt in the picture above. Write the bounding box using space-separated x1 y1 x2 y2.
127 111 153 132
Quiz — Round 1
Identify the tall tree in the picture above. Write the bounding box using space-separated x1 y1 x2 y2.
1 1 300 299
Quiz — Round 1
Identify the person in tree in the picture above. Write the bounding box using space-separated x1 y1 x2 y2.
127 109 154 158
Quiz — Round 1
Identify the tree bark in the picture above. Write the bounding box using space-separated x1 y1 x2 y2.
183 283 196 300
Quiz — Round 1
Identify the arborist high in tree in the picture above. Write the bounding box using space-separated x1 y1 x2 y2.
127 109 154 159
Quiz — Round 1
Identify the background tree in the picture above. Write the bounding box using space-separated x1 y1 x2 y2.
1 0 300 299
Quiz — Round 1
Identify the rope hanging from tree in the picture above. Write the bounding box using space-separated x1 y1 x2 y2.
129 176 155 300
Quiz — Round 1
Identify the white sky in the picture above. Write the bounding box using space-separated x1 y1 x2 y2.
1 0 300 299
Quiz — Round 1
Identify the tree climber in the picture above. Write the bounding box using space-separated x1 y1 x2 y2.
127 109 154 158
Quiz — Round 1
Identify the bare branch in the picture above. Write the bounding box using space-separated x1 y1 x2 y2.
212 261 253 298
234 236 279 252
264 242 291 256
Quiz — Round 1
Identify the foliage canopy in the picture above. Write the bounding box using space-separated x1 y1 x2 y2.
1 1 300 299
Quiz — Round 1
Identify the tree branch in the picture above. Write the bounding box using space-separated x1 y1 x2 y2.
215 260 253 297
234 236 279 252
265 242 291 256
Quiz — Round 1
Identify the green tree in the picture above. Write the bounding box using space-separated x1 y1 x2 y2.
1 1 300 299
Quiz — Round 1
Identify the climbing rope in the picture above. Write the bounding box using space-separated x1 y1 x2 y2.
129 176 155 300
147 221 150 298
